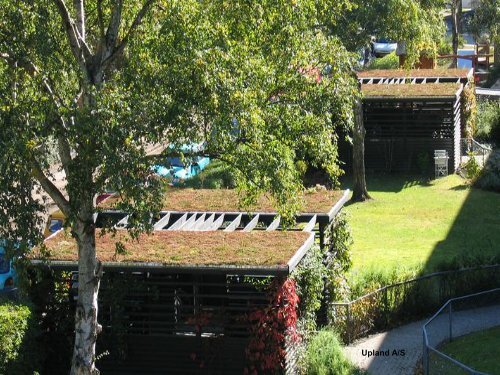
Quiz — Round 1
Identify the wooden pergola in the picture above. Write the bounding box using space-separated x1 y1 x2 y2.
97 187 350 250
33 188 350 374
339 69 473 173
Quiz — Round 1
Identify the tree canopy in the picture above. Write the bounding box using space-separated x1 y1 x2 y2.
0 0 358 373
326 0 445 64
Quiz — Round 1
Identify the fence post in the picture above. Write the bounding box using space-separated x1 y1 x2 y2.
346 304 351 345
448 303 453 342
384 288 389 327
422 332 429 375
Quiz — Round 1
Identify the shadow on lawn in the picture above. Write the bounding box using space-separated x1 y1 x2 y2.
357 152 500 375
422 183 500 274
341 172 432 194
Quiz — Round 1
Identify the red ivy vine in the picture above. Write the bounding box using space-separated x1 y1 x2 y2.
245 277 300 374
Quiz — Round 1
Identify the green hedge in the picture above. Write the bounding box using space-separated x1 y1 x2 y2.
0 303 41 375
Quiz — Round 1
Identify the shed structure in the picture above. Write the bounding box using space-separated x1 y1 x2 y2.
33 188 350 374
341 69 472 173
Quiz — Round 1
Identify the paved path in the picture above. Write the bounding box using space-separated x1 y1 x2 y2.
343 304 500 375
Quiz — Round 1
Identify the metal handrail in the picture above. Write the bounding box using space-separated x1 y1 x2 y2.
335 264 500 307
422 288 500 375
462 138 493 153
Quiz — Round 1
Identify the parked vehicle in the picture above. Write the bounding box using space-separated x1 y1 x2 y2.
372 38 398 57
152 143 210 185
43 209 65 238
0 246 16 290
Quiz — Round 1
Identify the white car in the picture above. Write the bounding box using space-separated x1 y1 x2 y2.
372 39 398 57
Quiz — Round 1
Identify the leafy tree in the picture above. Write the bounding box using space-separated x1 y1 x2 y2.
0 0 357 373
468 0 500 68
323 0 446 201
449 0 463 68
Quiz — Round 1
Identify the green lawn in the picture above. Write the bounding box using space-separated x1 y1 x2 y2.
438 326 500 375
343 174 500 274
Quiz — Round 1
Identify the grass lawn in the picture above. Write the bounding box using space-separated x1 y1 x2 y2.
438 326 500 375
343 174 500 274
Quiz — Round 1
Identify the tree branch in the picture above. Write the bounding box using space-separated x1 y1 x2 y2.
0 52 68 116
102 0 123 61
52 0 91 74
1 52 74 174
102 0 155 70
97 0 105 39
32 164 71 217
73 0 85 40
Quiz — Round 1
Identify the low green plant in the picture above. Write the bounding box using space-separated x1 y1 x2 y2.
475 100 500 144
484 63 500 89
347 266 420 299
183 160 236 189
365 52 399 70
463 152 482 180
292 245 325 336
416 152 431 175
0 303 41 374
302 329 364 375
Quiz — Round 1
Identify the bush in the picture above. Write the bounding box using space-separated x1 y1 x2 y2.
463 152 482 180
183 160 236 189
474 151 500 192
475 100 500 145
365 52 399 70
303 329 363 375
0 303 41 374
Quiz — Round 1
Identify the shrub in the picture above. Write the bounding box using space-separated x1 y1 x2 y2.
365 52 399 70
474 151 500 192
303 329 363 375
463 152 482 180
184 160 236 189
0 303 41 374
475 100 500 145
416 152 431 175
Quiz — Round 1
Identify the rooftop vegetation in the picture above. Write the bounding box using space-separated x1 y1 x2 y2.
358 68 471 78
361 83 462 98
37 230 312 267
101 187 344 214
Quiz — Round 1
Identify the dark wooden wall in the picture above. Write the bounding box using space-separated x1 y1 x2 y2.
94 272 285 374
339 98 461 173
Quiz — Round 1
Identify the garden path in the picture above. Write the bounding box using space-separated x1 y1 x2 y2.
343 304 500 375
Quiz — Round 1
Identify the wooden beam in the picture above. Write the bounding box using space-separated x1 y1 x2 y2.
197 213 215 231
167 213 187 230
302 215 317 232
224 214 242 232
191 213 207 230
178 213 198 230
115 215 129 228
208 214 225 230
153 212 171 230
243 214 260 232
266 216 280 231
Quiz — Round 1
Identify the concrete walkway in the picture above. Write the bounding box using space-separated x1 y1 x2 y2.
343 304 500 375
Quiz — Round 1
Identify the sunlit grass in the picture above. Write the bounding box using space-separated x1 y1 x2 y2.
343 174 500 274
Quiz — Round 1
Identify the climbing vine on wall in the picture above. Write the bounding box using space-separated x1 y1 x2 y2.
323 212 353 302
245 277 299 374
462 80 477 139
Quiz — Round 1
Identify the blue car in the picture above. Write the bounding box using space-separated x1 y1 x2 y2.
153 143 210 185
0 247 16 290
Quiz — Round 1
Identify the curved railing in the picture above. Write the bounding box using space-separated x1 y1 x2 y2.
422 288 500 375
328 264 500 344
